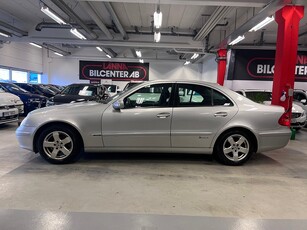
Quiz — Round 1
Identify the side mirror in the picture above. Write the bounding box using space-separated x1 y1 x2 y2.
112 100 124 111
300 99 306 104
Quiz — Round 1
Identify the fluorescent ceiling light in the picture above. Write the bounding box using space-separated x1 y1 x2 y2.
139 59 144 63
96 47 103 52
0 31 11 37
41 6 66 25
54 52 63 56
136 50 142 57
154 11 162 29
29 43 42 48
191 53 199 59
106 54 111 58
249 16 274 32
70 28 87 40
184 61 190 65
154 31 161 42
229 35 245 46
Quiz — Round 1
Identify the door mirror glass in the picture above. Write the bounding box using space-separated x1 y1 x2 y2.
113 100 124 111
300 99 306 104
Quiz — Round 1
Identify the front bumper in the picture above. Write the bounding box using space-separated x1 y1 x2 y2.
15 125 36 152
291 115 306 128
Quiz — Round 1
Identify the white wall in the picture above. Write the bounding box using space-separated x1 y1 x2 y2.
201 54 217 83
45 55 204 90
0 42 43 73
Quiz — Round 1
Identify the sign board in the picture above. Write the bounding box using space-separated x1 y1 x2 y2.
228 49 307 82
79 60 149 81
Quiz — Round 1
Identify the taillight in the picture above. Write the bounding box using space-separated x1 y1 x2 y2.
278 113 290 126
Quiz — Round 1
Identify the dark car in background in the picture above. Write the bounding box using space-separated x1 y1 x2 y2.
15 83 57 98
47 83 109 106
0 82 47 115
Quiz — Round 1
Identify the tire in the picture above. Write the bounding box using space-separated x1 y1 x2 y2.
37 125 83 164
214 130 255 166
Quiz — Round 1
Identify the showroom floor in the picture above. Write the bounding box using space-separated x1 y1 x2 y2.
0 123 307 229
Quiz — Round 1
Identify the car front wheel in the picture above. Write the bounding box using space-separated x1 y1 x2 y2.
37 125 82 164
215 130 254 166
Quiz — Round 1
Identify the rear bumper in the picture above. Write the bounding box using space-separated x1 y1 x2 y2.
257 128 291 152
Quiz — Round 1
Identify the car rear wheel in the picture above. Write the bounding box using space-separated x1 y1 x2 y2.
215 130 254 166
37 125 82 164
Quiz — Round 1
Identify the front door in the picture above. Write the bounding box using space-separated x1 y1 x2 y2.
102 83 173 147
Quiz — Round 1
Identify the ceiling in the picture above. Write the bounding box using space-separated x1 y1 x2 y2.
0 0 307 63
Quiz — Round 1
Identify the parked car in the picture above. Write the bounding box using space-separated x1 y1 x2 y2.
0 82 47 115
15 83 57 98
46 83 109 106
0 86 20 125
16 80 290 166
104 84 120 97
0 84 24 115
236 89 306 130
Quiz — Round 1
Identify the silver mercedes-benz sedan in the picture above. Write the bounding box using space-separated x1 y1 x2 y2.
16 80 291 166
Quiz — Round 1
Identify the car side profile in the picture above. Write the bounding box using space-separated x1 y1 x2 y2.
16 80 291 166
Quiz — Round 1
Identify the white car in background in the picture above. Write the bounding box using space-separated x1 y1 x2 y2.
0 86 24 124
236 89 306 130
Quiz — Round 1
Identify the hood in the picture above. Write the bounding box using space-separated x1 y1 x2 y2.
0 92 23 105
29 100 108 116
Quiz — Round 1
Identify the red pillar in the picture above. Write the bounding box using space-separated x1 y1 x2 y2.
271 5 304 126
216 49 227 85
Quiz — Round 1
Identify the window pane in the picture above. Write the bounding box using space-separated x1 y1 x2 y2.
125 84 172 108
0 68 10 82
212 90 233 106
12 70 27 83
177 84 212 107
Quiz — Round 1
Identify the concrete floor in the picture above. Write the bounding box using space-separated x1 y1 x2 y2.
1 123 307 229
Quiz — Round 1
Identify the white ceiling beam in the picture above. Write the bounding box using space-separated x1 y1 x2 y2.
1 37 204 49
77 0 268 7
218 0 291 49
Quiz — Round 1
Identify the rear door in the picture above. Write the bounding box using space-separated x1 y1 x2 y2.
171 83 238 148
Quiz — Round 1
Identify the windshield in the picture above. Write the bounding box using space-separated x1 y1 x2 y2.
34 85 56 94
2 83 29 93
0 85 6 93
61 85 97 96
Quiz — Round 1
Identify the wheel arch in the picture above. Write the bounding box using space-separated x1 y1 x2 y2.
213 127 258 153
33 121 84 153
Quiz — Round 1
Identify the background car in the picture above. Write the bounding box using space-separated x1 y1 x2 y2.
104 84 120 97
0 86 20 124
236 89 307 130
16 80 290 166
15 83 57 98
46 83 109 106
0 84 24 115
0 82 47 115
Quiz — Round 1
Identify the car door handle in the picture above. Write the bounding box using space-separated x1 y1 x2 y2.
156 113 171 118
214 112 228 117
